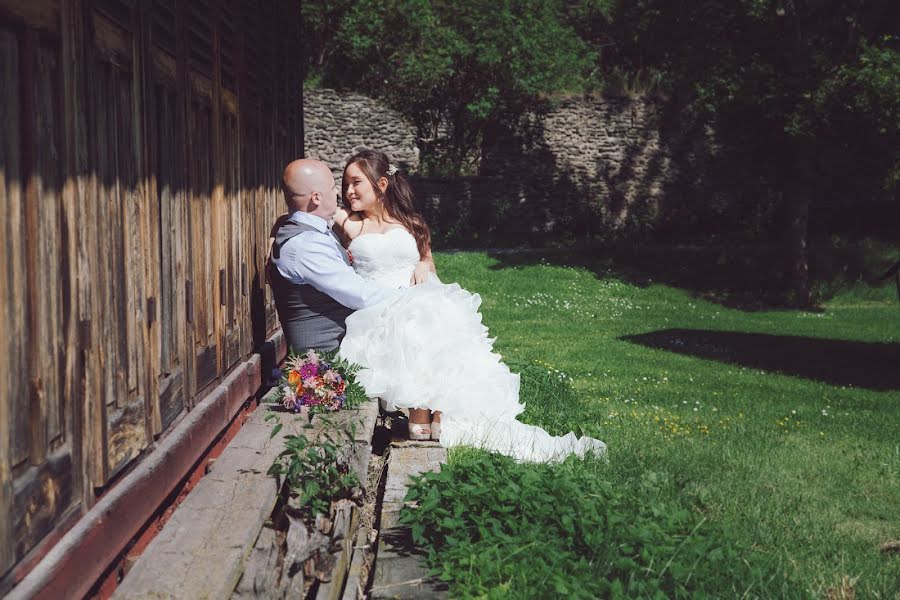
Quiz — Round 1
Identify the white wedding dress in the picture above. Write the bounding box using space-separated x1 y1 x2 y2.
338 228 607 463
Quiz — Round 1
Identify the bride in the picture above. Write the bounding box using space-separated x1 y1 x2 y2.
333 150 606 463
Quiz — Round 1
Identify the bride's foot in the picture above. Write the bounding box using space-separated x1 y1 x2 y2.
408 422 431 441
409 408 431 440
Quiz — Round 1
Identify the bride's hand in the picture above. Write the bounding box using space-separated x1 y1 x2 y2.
410 261 432 286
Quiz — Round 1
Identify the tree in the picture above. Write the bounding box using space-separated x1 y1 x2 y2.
306 0 595 175
607 0 900 304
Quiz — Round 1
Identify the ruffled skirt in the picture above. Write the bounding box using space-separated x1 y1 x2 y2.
339 276 606 462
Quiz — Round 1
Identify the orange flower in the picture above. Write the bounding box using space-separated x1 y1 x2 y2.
287 370 301 386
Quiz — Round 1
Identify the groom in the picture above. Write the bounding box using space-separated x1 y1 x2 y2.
269 159 395 353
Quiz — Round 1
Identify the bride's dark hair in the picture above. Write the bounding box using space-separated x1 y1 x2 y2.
342 149 431 257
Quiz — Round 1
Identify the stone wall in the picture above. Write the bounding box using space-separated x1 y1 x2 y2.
303 88 420 176
303 88 736 244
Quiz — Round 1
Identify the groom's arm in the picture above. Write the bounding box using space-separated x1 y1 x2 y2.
275 233 397 310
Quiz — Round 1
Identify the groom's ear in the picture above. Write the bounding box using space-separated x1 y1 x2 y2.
308 191 320 208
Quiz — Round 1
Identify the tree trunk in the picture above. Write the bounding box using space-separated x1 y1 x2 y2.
783 152 813 307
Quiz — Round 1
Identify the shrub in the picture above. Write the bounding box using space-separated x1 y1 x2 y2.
401 450 807 598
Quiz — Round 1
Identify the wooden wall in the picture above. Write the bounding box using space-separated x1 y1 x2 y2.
0 0 301 580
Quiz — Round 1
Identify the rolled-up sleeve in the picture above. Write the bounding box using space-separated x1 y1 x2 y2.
275 232 396 310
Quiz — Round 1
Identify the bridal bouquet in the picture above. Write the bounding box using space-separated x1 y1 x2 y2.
275 350 363 413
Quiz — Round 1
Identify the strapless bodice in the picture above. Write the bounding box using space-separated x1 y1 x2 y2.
348 228 419 289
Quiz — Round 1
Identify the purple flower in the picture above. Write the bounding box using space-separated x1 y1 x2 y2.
299 362 319 379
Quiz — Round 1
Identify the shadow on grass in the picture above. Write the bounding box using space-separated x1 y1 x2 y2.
486 239 900 311
621 328 900 391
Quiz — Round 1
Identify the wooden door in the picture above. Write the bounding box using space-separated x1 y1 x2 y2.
0 14 80 574
88 0 155 480
146 0 189 430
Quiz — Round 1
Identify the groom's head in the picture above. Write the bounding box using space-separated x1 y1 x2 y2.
282 159 338 219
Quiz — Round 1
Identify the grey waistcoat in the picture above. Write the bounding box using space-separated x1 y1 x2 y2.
270 220 354 353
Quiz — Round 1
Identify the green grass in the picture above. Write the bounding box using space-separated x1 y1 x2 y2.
407 242 900 598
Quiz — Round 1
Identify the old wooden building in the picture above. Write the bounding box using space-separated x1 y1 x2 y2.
0 0 301 596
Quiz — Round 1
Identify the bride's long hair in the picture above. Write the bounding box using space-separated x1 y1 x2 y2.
342 149 431 257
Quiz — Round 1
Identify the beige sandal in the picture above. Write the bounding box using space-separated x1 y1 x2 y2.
409 422 431 441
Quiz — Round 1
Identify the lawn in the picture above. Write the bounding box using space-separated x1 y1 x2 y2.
405 242 900 598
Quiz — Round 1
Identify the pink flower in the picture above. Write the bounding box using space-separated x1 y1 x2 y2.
302 376 318 391
299 362 319 379
323 369 340 384
282 386 297 410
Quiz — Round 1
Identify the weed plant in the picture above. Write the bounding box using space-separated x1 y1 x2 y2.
267 418 359 520
402 448 805 598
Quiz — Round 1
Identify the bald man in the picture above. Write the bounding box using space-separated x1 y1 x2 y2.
269 159 397 353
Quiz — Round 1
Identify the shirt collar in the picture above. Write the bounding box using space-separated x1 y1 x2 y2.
288 210 331 233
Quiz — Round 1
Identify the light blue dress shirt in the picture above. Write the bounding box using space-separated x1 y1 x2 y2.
274 211 397 310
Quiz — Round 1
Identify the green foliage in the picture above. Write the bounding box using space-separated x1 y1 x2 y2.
429 247 900 597
612 1 900 193
401 449 806 598
814 39 900 190
323 351 369 411
304 0 594 174
267 417 360 520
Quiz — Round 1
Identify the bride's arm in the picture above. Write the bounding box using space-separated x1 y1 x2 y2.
333 206 350 230
331 207 353 247
410 246 437 285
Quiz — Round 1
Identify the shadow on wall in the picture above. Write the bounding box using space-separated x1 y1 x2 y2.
621 328 900 391
417 95 780 248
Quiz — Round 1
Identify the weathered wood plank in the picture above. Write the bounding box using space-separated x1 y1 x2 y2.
316 503 358 600
0 28 29 474
174 0 196 409
113 400 378 600
231 527 281 598
0 26 23 576
371 445 448 600
60 0 89 518
26 35 67 466
106 59 148 478
111 406 305 599
11 451 75 566
136 0 162 439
